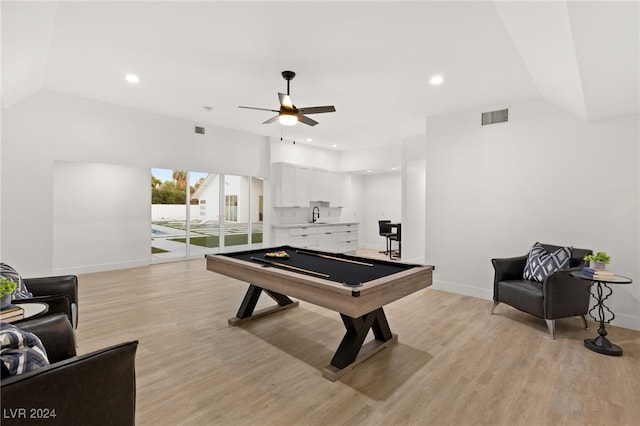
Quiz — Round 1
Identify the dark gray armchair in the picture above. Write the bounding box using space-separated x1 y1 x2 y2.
1 315 138 426
16 275 78 328
491 244 593 339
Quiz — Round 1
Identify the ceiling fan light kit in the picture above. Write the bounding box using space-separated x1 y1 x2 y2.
278 111 298 126
239 70 336 127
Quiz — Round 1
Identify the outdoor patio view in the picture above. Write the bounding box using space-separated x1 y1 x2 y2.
151 169 263 261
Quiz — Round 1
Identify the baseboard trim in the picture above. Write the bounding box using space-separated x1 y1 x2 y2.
53 259 149 275
433 280 640 331
606 312 640 331
432 280 493 301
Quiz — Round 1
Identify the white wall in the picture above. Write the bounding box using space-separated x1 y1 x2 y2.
340 145 401 172
402 135 427 264
53 161 150 274
345 174 365 245
0 115 3 262
361 172 402 251
1 90 270 275
271 138 341 169
151 205 201 221
425 99 640 330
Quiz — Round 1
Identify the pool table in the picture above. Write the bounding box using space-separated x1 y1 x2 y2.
206 245 433 381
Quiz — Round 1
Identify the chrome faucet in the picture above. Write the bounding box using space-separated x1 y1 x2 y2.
312 206 320 223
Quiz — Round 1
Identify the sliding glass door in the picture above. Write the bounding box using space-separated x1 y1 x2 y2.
151 169 263 262
185 170 220 258
151 168 188 261
222 175 264 250
251 177 264 245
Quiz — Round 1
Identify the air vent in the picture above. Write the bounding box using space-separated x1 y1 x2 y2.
481 108 509 126
195 126 205 134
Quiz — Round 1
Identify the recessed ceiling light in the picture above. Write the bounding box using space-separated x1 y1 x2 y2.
125 74 140 84
332 144 337 148
391 167 397 171
366 170 372 173
307 138 312 142
430 75 444 85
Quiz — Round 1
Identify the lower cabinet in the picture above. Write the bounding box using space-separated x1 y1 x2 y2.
337 224 358 253
318 226 338 252
288 226 319 249
272 224 358 253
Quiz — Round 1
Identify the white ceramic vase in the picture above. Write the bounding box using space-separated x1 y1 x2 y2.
0 293 12 309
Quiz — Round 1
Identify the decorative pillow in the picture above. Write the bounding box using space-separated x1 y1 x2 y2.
523 242 572 283
0 263 33 300
0 322 49 378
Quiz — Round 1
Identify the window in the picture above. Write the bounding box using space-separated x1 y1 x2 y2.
225 195 238 222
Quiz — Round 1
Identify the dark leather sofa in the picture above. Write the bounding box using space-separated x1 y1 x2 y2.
491 244 593 339
17 275 79 328
1 315 138 426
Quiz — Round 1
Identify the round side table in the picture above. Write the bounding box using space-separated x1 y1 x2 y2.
12 302 50 323
570 271 632 356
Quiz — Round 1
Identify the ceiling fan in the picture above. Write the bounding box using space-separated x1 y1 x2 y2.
239 71 336 126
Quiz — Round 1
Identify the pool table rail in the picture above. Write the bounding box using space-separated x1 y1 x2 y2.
206 253 432 318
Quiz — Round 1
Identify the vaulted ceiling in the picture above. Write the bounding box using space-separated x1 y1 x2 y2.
2 1 638 150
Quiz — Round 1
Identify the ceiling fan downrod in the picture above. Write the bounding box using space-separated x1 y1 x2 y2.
282 70 295 95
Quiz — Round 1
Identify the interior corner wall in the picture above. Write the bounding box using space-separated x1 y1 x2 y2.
0 116 3 262
402 135 426 264
361 172 402 251
270 138 341 170
425 99 640 330
1 90 270 276
339 145 402 172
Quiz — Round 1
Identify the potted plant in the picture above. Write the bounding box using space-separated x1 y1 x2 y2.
0 277 18 309
584 252 611 270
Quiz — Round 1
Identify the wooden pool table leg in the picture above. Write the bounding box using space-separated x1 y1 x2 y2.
322 307 398 381
228 284 299 325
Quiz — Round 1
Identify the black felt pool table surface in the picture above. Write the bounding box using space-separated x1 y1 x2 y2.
219 245 417 287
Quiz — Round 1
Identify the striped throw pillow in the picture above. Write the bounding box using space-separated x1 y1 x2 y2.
523 242 572 283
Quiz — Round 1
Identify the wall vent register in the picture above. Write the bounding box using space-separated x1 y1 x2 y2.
481 108 509 126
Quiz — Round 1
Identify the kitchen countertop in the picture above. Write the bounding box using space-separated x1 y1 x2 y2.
272 222 359 229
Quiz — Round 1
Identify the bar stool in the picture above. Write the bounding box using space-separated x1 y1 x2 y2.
378 220 394 254
388 223 401 259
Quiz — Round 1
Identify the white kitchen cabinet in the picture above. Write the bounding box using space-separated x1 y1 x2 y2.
288 225 319 249
337 224 358 253
272 223 358 253
273 163 296 207
317 226 338 252
294 167 311 206
273 162 350 207
310 169 331 202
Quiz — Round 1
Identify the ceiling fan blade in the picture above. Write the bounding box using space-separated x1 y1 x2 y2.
298 106 336 115
263 115 279 124
239 106 279 112
297 114 319 126
278 93 294 109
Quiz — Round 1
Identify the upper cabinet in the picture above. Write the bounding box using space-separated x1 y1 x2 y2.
294 166 311 206
273 163 296 207
309 169 331 202
272 162 351 207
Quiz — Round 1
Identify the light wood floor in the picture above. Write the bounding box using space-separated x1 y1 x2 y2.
75 249 640 426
